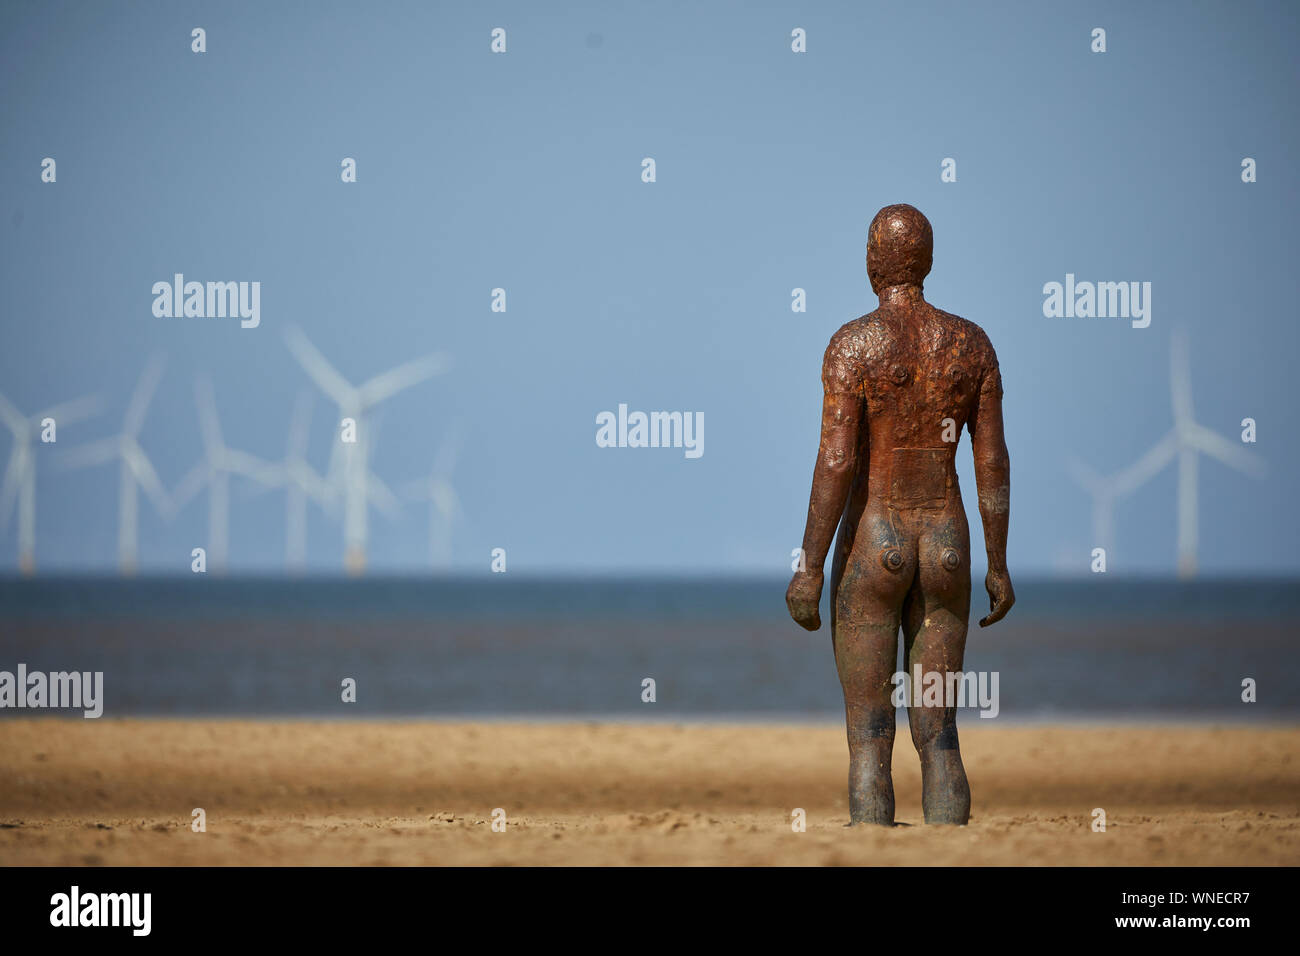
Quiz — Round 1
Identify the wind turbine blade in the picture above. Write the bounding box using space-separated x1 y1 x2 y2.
367 473 402 518
59 437 122 470
287 390 313 459
0 392 27 435
399 478 428 500
1064 456 1103 495
1169 332 1194 427
306 469 341 517
242 472 283 501
1112 432 1178 497
194 378 224 456
293 463 336 507
125 441 171 514
283 326 356 406
124 353 166 437
1186 425 1267 477
227 449 280 485
35 394 102 428
358 353 449 408
430 478 459 518
169 461 209 516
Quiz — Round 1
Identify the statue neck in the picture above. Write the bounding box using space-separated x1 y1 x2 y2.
877 284 924 307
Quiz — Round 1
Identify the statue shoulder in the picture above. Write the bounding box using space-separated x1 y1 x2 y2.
936 309 1000 372
825 315 893 363
952 316 1003 398
822 316 889 389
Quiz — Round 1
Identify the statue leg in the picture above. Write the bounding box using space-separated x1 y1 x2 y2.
903 513 972 825
833 518 912 826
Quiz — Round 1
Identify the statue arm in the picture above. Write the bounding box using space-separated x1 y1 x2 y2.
786 337 863 631
969 351 1015 626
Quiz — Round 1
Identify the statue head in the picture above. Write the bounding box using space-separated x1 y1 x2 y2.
867 204 933 295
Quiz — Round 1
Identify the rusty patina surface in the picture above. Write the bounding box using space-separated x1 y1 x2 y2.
786 204 1014 825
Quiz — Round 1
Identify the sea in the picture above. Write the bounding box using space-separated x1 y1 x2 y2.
0 576 1297 722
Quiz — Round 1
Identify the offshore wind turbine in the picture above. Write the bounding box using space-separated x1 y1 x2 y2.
275 390 336 572
1167 332 1264 578
61 355 169 576
170 378 280 575
0 391 100 575
283 326 448 576
403 430 461 571
1068 333 1264 578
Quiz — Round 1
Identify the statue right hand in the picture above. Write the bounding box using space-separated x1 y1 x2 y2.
978 568 1015 627
786 570 823 631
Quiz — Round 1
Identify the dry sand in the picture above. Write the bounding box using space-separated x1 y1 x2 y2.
0 720 1296 865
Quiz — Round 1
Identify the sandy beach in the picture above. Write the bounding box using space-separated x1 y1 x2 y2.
0 719 1296 866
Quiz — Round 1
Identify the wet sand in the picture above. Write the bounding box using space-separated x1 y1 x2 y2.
0 720 1295 865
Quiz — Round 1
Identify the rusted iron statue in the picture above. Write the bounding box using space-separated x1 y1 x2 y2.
786 204 1013 826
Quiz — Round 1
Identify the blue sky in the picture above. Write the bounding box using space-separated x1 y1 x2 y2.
1 0 1297 576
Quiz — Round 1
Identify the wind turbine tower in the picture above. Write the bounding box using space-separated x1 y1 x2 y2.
0 391 100 575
